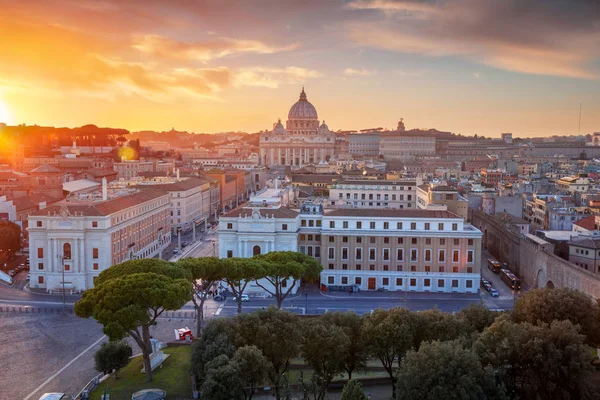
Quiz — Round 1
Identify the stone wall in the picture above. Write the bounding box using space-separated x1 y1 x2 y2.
469 209 600 298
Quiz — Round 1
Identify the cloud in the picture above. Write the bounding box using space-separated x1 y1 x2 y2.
347 0 600 79
233 67 322 88
344 68 377 77
133 35 299 62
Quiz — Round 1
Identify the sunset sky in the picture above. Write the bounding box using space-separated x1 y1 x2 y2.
0 0 599 137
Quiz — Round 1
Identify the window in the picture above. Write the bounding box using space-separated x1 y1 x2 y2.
356 264 362 270
93 263 99 270
425 238 431 245
300 234 306 241
411 265 416 272
37 248 44 258
328 247 335 259
410 278 417 286
370 222 376 229
439 266 445 272
36 221 42 227
411 222 416 230
355 277 362 285
467 250 474 263
329 264 334 270
309 220 315 227
370 237 376 244
384 237 390 244
63 243 71 259
307 246 313 256
342 264 348 270
452 223 458 231
397 265 403 271
453 250 459 262
316 220 322 227
425 265 431 272
424 279 431 287
308 235 313 241
328 276 334 284
343 236 349 243
397 238 404 244
227 250 233 258
369 248 376 260
468 239 474 245
343 221 349 229
397 222 403 229
341 276 348 285
379 277 388 286
439 250 446 262
357 221 362 229
93 248 99 259
38 263 43 270
438 223 444 230
301 220 307 227
411 249 417 261
440 238 446 245
315 246 321 257
454 238 460 245
467 266 473 273
299 246 306 254
356 248 362 260
411 238 417 245
397 249 404 261
342 248 349 260
330 221 335 228
356 237 362 244
227 223 233 229
383 249 390 261
315 235 321 241
452 279 459 288
466 280 473 288
425 249 431 261
425 223 430 230
38 276 44 284
282 224 288 231
453 266 459 273
384 222 389 229
329 237 335 243
369 264 375 271
438 279 444 288
396 277 403 286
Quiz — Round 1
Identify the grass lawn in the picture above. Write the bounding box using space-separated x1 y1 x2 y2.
91 346 192 400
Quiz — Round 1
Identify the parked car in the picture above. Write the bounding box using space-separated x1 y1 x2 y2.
213 294 225 301
26 273 30 280
182 241 189 248
489 288 499 297
39 394 65 400
8 270 15 277
233 294 250 302
172 247 179 254
480 279 492 290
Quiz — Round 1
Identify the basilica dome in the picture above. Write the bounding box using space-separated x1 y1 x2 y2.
288 87 318 120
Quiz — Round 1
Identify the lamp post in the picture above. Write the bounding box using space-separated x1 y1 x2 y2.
212 240 216 257
57 254 66 315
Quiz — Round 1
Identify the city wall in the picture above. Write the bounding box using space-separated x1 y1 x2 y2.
469 210 600 298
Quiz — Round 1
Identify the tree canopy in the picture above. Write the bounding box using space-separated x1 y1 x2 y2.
0 220 21 260
94 258 190 286
94 341 132 379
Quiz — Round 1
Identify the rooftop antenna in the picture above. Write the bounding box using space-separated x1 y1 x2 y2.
578 103 582 135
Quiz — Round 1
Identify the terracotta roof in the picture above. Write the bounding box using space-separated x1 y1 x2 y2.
12 193 62 211
30 189 168 217
30 164 62 174
134 177 210 192
325 209 460 219
573 215 596 230
291 174 340 184
222 207 299 219
81 168 117 177
336 180 415 186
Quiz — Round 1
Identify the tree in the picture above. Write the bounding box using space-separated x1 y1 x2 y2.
512 287 600 344
75 272 191 382
456 304 501 333
177 257 224 334
221 258 265 314
232 308 301 400
94 258 191 286
94 341 132 379
233 345 270 400
396 340 506 400
341 380 368 400
301 319 350 400
412 308 467 350
322 312 367 380
200 355 244 400
362 308 418 398
475 317 595 399
253 251 322 308
0 220 21 260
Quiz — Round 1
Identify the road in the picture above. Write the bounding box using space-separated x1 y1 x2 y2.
479 247 528 310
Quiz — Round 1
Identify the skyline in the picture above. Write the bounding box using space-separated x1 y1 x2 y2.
0 0 599 137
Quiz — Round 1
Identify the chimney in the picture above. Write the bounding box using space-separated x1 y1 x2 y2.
176 168 180 180
102 177 108 201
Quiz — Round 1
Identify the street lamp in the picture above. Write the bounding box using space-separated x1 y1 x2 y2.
56 254 67 315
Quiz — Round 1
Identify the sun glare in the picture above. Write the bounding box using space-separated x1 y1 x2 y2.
0 100 11 124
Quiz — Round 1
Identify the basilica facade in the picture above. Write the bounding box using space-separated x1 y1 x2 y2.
259 88 337 168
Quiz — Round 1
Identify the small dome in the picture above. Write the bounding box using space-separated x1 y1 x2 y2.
273 119 285 134
288 87 318 120
319 120 329 131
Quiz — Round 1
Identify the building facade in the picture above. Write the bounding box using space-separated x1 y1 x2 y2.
379 133 436 161
329 180 416 209
28 188 171 292
417 184 469 220
259 88 337 167
348 133 380 157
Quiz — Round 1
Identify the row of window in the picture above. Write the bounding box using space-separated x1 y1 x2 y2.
327 221 459 231
36 262 99 271
338 193 413 201
328 247 475 263
327 276 474 288
327 237 473 246
37 247 99 259
327 264 474 273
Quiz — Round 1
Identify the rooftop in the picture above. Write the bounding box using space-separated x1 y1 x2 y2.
573 214 597 230
324 208 460 219
222 206 299 219
569 237 600 249
335 180 416 186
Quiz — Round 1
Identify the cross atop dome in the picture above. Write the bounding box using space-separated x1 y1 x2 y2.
299 86 307 101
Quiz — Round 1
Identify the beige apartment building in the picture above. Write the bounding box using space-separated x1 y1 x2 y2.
416 184 469 220
329 179 417 209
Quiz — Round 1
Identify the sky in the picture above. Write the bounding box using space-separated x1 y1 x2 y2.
0 0 599 137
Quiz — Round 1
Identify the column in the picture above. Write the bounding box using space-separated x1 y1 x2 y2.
277 148 281 165
292 148 296 166
79 238 85 272
285 148 289 165
48 238 54 272
245 241 249 257
320 148 324 162
237 240 242 257
53 238 58 272
269 149 274 166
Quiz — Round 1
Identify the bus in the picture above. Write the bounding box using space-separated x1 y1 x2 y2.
500 268 521 290
487 259 502 273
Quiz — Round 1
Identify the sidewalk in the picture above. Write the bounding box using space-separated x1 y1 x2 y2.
319 290 482 301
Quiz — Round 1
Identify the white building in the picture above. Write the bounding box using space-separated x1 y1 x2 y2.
28 187 171 292
379 133 436 161
328 180 417 209
348 133 381 157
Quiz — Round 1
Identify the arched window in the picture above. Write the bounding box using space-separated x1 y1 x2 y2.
63 243 71 259
253 245 261 256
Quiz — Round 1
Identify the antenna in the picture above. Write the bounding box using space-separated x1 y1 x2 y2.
578 103 582 135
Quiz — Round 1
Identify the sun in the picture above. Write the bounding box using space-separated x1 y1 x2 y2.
0 100 12 124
